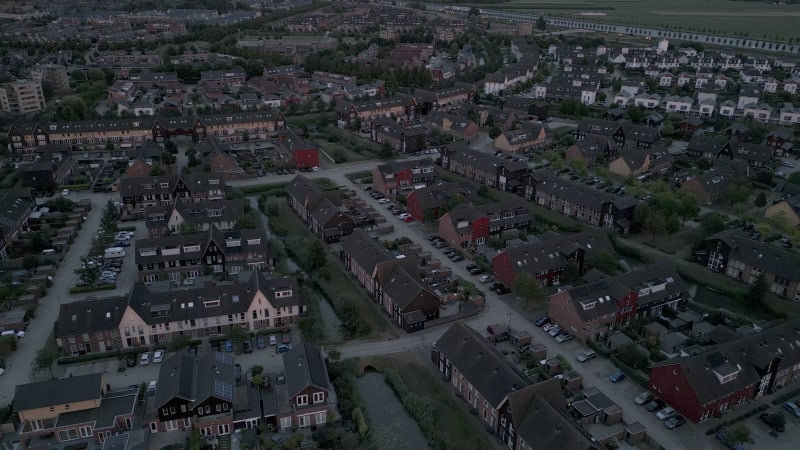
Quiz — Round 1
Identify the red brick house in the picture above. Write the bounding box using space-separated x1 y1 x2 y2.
492 239 576 288
547 280 625 343
438 200 530 253
649 348 760 423
431 323 530 433
286 175 354 242
276 130 319 169
405 181 477 222
279 343 333 429
371 158 436 196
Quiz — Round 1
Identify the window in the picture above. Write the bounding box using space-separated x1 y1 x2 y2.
315 411 327 424
297 395 309 406
218 424 230 435
79 426 92 438
298 415 310 428
312 392 325 404
280 417 292 429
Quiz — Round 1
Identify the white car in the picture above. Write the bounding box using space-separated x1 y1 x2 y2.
398 213 411 219
153 349 164 363
479 275 493 284
140 352 151 366
378 198 390 204
148 380 157 392
62 189 70 196
656 406 676 420
311 166 319 172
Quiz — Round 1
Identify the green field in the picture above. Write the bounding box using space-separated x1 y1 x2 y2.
478 0 800 40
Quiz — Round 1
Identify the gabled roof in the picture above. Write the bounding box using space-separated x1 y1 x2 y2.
155 351 235 410
434 323 529 407
283 342 331 398
15 373 104 411
380 263 435 310
0 188 34 230
707 229 800 281
54 296 127 338
340 229 393 275
286 175 323 204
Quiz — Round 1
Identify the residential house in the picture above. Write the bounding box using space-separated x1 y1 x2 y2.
548 280 625 343
438 200 531 252
685 135 773 170
0 188 36 259
134 226 269 283
405 181 476 222
564 136 617 168
144 199 245 238
196 138 246 180
369 118 426 154
54 296 126 355
20 148 72 192
335 96 414 128
372 159 437 196
119 272 305 348
274 130 319 170
765 198 800 227
285 175 354 242
779 103 800 126
119 173 226 217
440 144 531 193
150 351 235 435
681 163 748 206
663 95 694 114
15 374 137 448
575 119 661 149
424 110 480 142
608 150 650 177
494 123 548 153
431 323 530 433
525 172 638 231
700 229 800 300
279 343 334 429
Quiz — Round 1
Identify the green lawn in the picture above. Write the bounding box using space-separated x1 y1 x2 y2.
478 0 800 40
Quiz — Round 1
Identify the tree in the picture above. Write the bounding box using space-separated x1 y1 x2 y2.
590 251 621 275
178 222 199 235
754 191 767 208
57 95 89 121
513 272 544 309
727 424 750 444
746 273 767 309
225 326 249 344
234 214 258 230
187 430 202 450
675 189 698 224
723 178 751 207
489 126 502 139
644 210 667 240
536 15 546 31
700 212 727 237
788 172 800 184
164 139 178 154
305 240 327 271
569 158 588 177
161 151 176 168
35 337 60 377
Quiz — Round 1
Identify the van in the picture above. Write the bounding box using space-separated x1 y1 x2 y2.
41 249 56 256
104 247 126 259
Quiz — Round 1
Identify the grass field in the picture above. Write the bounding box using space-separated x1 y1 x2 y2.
478 0 800 40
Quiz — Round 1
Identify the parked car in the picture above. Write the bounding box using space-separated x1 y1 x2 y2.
378 198 390 204
609 370 626 383
468 267 484 275
148 381 157 392
634 391 654 405
256 334 266 349
784 401 800 418
656 406 677 420
759 412 785 432
479 274 493 284
543 323 556 332
224 340 233 353
242 339 253 354
282 333 291 344
645 400 664 412
140 352 151 366
152 349 164 363
235 363 242 382
493 283 511 295
547 326 562 337
534 315 550 327
450 255 464 262
664 415 686 429
276 344 292 354
555 333 574 343
269 334 278 346
126 355 137 367
576 350 597 363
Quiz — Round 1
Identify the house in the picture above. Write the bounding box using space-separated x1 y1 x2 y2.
424 110 480 142
285 175 354 242
700 229 800 300
279 343 334 429
685 135 773 170
119 173 226 217
564 136 617 168
525 172 638 231
371 159 437 196
440 144 531 193
54 296 126 355
438 200 531 252
765 198 800 227
15 374 137 448
491 237 578 288
431 323 530 433
494 123 548 153
663 95 694 114
196 138 246 180
20 148 72 192
119 272 305 348
150 351 235 435
575 119 661 149
501 96 549 120
274 129 319 170
404 181 476 222
335 96 414 128
369 118 426 154
680 117 705 140
608 150 650 177
0 188 36 259
145 199 245 238
681 164 748 206
779 103 800 126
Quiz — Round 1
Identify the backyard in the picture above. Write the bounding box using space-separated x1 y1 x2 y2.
484 0 800 40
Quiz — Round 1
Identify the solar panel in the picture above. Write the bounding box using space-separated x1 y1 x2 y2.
214 380 233 401
214 352 233 366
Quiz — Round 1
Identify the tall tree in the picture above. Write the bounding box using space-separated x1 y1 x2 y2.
513 272 544 309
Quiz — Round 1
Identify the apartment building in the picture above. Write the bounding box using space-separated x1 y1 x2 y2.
0 79 46 114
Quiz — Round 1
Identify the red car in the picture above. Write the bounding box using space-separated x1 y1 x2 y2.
402 216 414 222
282 333 291 344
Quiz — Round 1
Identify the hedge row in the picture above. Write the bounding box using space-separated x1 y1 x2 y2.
69 283 116 294
771 387 800 405
239 182 288 195
704 404 769 435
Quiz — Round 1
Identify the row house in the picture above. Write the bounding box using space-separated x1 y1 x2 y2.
494 122 548 154
682 163 747 206
335 96 415 129
198 69 247 98
279 343 335 429
432 323 530 432
564 136 617 168
119 173 226 216
150 351 235 436
285 175 354 243
700 229 800 301
440 144 531 193
500 96 550 121
404 180 478 222
274 130 320 170
340 230 439 332
424 110 480 143
8 112 287 153
369 118 427 154
118 272 304 349
55 297 126 355
524 172 638 232
0 188 36 260
779 103 800 126
15 374 136 448
134 226 269 284
483 62 537 95
413 84 473 112
634 93 661 109
742 103 773 122
371 158 437 196
144 199 245 238
548 262 688 343
575 118 661 149
685 135 773 170
438 200 531 253
649 318 800 423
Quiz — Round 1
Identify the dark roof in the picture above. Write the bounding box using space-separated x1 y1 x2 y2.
499 238 574 276
55 296 127 338
533 171 637 211
15 373 104 411
0 189 34 231
406 181 477 210
515 386 601 450
340 229 393 275
613 261 688 309
286 175 323 204
155 351 235 410
444 199 530 231
565 279 624 322
448 144 530 173
707 229 800 281
56 387 137 429
380 264 435 310
283 342 331 399
434 323 529 407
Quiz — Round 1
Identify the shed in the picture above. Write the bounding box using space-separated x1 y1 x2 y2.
402 310 426 333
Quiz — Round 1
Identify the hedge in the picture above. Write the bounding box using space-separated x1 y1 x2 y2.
239 182 288 195
704 404 769 435
771 387 800 405
609 355 649 388
62 184 91 191
57 347 145 365
69 283 116 294
587 338 610 357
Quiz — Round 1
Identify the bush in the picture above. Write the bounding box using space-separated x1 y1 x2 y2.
69 283 116 294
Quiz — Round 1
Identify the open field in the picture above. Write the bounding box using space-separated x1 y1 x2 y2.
476 0 800 40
